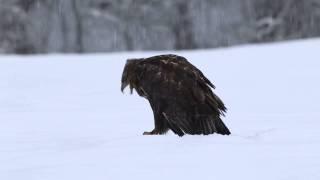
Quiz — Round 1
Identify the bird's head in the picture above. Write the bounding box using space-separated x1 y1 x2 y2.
121 59 140 94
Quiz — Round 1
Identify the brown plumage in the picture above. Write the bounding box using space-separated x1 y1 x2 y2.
121 54 230 136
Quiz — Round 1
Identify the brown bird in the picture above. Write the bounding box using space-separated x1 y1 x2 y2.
121 54 230 136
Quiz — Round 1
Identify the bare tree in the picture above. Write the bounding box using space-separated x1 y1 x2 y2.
1 0 320 54
253 0 320 42
172 1 196 50
71 0 84 53
0 0 36 54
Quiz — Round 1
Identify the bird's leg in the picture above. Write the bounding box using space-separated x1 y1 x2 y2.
143 101 169 135
143 127 168 135
143 129 160 135
142 114 168 135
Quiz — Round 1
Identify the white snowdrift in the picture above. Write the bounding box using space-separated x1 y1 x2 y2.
1 39 320 180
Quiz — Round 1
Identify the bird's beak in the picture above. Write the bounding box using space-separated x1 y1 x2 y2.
121 82 127 93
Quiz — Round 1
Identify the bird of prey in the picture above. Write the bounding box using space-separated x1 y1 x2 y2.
121 54 230 136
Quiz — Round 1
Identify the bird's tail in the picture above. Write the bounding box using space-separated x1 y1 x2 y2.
213 117 231 135
200 116 231 135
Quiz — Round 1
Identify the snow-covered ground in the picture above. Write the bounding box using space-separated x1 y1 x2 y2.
1 39 320 180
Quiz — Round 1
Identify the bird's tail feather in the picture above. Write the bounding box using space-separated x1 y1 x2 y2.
200 117 231 135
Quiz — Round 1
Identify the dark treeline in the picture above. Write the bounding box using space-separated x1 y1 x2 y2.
1 0 320 54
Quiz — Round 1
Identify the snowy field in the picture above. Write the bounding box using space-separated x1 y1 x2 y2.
1 39 320 180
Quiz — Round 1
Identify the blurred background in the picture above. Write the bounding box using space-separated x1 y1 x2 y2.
1 0 320 54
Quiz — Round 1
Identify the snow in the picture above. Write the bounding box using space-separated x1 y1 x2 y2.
1 39 320 180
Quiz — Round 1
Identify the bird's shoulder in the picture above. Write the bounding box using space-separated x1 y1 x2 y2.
137 54 196 75
138 54 215 89
138 54 186 67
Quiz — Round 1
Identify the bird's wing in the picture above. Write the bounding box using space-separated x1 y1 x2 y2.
142 54 215 88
